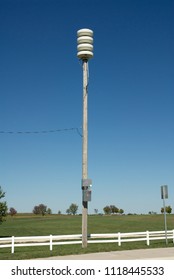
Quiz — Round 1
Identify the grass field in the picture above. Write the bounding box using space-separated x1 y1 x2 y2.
0 214 174 260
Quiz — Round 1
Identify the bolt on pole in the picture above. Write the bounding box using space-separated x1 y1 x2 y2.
77 28 93 248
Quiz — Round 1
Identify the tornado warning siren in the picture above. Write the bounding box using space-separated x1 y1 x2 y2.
77 28 93 60
77 28 94 248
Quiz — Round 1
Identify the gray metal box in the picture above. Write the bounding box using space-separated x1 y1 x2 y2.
83 190 92 202
82 179 92 187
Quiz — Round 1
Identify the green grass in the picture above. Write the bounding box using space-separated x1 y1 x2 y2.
0 214 174 259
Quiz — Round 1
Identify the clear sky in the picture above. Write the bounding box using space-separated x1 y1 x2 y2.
0 0 173 215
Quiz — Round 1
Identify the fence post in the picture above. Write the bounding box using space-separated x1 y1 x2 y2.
118 232 121 246
50 235 53 251
11 236 15 253
146 231 150 246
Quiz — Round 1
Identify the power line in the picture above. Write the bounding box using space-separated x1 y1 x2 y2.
0 127 82 137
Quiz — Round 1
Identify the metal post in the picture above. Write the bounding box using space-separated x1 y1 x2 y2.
82 59 88 248
161 185 168 245
163 197 168 245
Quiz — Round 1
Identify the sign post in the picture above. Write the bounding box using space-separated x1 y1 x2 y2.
161 185 168 245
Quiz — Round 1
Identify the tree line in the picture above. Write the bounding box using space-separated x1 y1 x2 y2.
0 186 79 220
32 203 79 216
0 186 173 224
103 205 124 215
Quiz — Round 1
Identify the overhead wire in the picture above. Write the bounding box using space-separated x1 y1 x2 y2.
0 127 83 137
0 60 88 138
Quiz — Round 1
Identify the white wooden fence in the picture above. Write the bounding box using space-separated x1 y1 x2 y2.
0 230 174 253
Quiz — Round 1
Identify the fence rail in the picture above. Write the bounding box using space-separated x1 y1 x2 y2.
0 230 174 253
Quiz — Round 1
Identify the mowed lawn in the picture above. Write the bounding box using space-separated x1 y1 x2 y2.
0 214 174 259
1 213 174 236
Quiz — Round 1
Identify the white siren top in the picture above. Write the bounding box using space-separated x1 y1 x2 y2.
77 28 94 60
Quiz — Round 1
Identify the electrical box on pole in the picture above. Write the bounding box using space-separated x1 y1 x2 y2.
82 179 92 202
83 189 92 202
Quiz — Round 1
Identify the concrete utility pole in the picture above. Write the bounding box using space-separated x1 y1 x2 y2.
82 59 88 248
77 28 93 248
82 59 88 182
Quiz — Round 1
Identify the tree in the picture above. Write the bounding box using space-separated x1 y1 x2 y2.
103 205 111 215
38 204 47 216
110 205 119 214
166 206 172 214
161 206 172 214
33 205 40 215
0 186 8 224
94 209 98 214
119 208 124 215
103 205 124 215
66 208 70 215
67 203 78 215
33 204 47 216
9 207 17 216
47 208 52 215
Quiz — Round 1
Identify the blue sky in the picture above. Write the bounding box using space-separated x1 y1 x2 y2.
0 0 173 215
